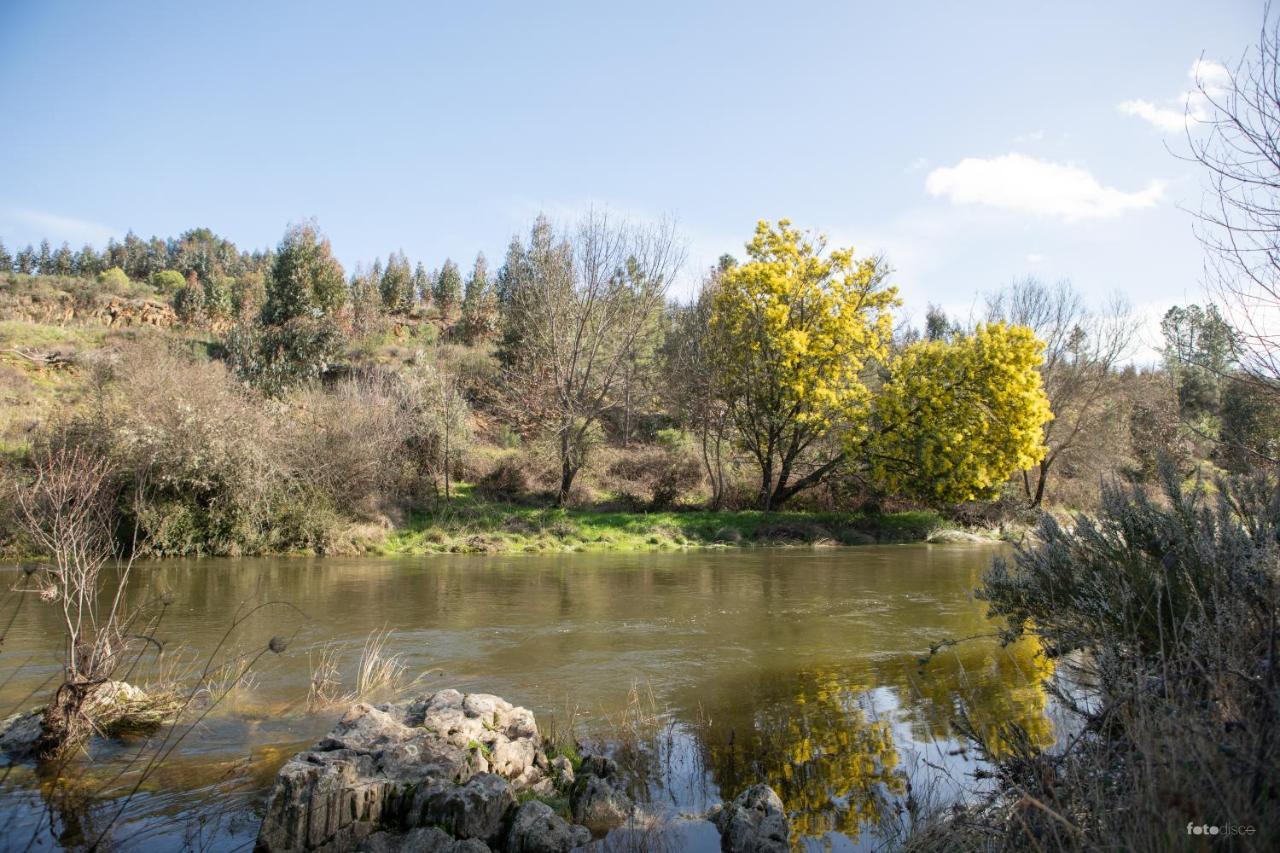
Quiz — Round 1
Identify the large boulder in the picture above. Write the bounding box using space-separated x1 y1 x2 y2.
257 690 556 852
710 785 790 853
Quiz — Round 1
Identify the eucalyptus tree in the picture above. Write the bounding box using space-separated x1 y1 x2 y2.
380 250 413 312
434 259 463 319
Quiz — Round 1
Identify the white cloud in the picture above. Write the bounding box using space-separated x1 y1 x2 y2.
1025 252 1045 264
1118 58 1231 133
1117 99 1186 132
925 153 1164 222
3 208 118 245
1013 130 1045 144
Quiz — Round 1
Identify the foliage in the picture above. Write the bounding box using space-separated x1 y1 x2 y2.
225 315 344 396
708 219 896 509
1161 303 1238 419
457 252 497 344
499 212 683 504
149 269 186 294
868 323 1052 504
1218 374 1280 471
433 258 463 318
380 250 413 312
261 221 346 325
936 465 1280 849
97 267 130 289
985 278 1135 507
172 275 206 324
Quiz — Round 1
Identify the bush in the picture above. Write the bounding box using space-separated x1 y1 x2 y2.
97 267 130 290
52 343 280 555
604 445 703 510
225 316 344 395
920 464 1280 849
283 377 407 518
475 455 532 502
149 269 185 294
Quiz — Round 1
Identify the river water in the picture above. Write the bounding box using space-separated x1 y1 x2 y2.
0 544 1054 851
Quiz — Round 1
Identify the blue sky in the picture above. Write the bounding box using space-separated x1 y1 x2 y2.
0 1 1264 354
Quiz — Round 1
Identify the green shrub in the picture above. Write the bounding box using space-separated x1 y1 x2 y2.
225 316 344 395
97 267 130 290
149 269 185 294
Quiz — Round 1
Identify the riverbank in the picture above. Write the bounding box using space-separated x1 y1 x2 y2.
373 495 1003 556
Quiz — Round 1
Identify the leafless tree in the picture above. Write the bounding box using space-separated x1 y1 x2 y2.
986 278 1137 506
502 211 685 505
10 446 148 755
1189 4 1280 387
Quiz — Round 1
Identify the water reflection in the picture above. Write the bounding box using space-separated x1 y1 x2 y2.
693 667 904 839
680 637 1052 844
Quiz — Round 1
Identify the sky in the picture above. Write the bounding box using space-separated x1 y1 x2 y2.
0 1 1266 358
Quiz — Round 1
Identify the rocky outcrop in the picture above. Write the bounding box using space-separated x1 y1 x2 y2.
256 690 595 853
0 288 176 328
709 785 790 853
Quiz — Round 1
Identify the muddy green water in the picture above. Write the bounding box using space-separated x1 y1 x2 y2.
0 545 1053 851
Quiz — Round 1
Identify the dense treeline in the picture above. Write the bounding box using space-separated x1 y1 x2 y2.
1 210 1277 557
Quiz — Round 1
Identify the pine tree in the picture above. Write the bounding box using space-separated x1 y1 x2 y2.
37 239 52 274
0 239 11 272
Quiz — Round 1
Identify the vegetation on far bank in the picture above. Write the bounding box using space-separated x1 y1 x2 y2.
378 492 971 556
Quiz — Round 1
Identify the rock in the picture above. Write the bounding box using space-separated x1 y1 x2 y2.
257 690 551 852
358 827 489 853
0 708 43 759
417 774 514 845
710 785 789 853
577 754 617 779
549 756 574 787
507 801 591 853
570 773 633 834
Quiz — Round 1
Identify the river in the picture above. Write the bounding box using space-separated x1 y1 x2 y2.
0 544 1054 851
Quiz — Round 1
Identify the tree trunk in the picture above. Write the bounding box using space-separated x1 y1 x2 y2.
623 370 632 448
557 431 576 507
759 456 774 512
1031 458 1051 507
443 408 452 503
